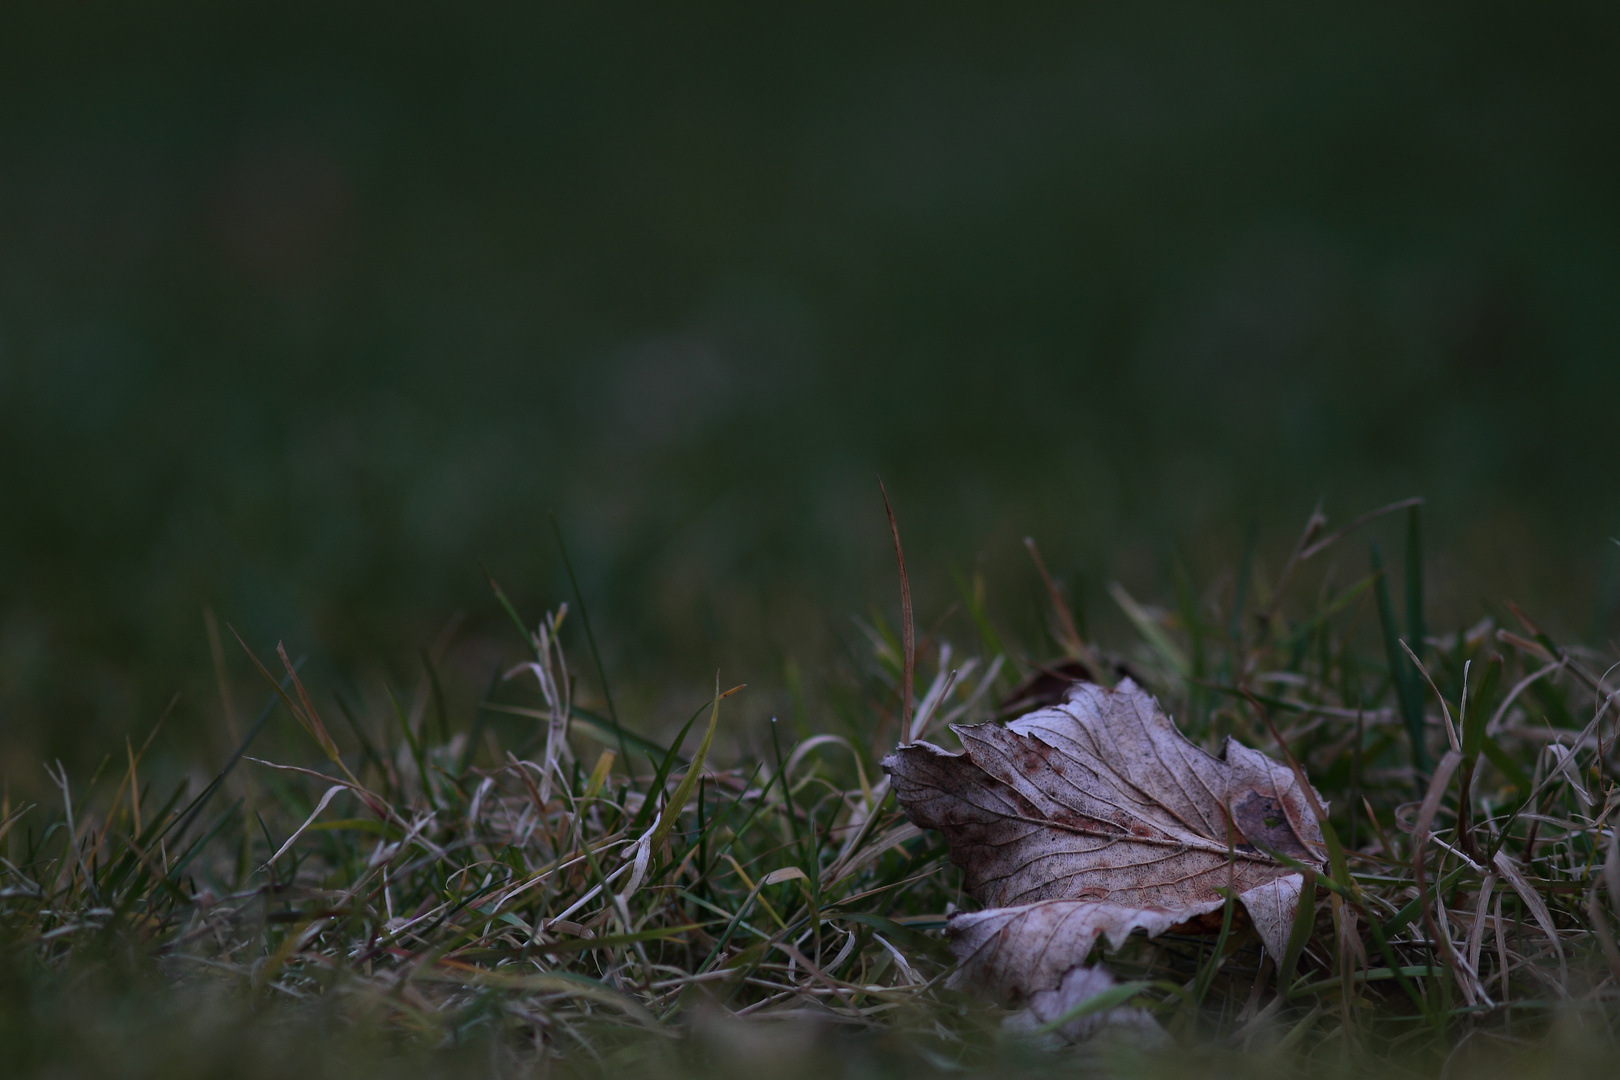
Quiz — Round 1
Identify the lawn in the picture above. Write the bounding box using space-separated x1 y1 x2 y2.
4 500 1618 1078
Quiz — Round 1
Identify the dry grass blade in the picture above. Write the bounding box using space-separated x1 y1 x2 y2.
880 479 916 742
1023 536 1108 684
1491 850 1568 988
1298 496 1425 560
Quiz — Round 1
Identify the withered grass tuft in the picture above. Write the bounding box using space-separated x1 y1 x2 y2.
4 501 1620 1078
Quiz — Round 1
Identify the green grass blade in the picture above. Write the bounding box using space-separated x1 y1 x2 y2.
1404 504 1426 663
1371 541 1428 776
648 679 734 854
632 699 711 835
162 668 299 849
550 514 629 785
1279 870 1317 994
1230 520 1257 646
1481 734 1532 791
1462 654 1502 762
1034 980 1155 1035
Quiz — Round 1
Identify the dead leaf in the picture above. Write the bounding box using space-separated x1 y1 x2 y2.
946 899 1190 999
1000 963 1169 1049
996 658 1097 719
882 678 1325 1000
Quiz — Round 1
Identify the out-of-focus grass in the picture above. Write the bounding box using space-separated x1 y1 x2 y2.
5 502 1620 1077
5 1 1620 771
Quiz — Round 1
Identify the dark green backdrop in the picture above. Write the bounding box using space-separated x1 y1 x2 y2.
3 2 1618 769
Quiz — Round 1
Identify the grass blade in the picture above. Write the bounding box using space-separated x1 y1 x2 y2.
879 480 915 740
1371 541 1429 776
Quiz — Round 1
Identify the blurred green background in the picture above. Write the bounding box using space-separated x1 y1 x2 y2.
3 1 1619 773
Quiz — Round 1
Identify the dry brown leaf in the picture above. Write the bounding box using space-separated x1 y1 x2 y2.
883 678 1326 1000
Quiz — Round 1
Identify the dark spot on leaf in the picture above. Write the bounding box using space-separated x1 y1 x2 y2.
1231 789 1315 861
